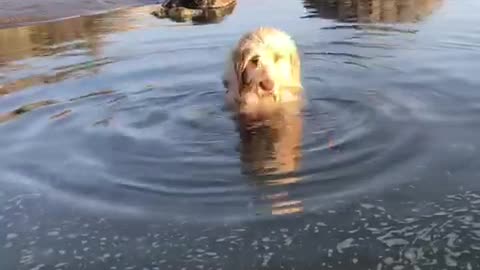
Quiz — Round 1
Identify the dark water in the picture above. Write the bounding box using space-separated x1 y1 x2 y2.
1 0 480 269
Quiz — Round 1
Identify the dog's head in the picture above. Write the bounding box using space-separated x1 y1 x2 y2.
230 27 302 105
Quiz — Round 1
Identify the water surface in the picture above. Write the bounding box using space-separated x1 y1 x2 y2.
1 0 480 269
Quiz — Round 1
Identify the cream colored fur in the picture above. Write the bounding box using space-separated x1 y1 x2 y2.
222 27 303 115
223 27 305 216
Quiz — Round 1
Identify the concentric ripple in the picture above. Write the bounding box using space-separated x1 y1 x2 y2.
0 0 480 228
0 12 439 223
0 81 427 223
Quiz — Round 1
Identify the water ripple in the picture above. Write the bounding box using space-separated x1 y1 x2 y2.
0 0 480 268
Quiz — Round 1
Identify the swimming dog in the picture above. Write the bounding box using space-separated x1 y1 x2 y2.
223 27 303 116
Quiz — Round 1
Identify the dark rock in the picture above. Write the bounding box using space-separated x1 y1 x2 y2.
151 0 236 24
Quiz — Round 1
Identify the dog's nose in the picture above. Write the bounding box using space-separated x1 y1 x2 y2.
259 78 274 92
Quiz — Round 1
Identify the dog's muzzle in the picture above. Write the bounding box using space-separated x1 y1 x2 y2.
259 78 274 92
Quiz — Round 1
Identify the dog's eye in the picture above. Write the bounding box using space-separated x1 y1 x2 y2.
250 56 259 66
274 54 282 63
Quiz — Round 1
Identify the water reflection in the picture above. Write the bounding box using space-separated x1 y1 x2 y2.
0 90 114 124
0 15 103 63
0 100 58 123
0 8 150 96
236 104 304 216
303 0 443 23
0 58 113 96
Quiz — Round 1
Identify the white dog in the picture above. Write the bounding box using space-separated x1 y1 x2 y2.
222 27 303 116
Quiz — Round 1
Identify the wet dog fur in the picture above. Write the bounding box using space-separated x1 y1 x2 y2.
222 27 303 116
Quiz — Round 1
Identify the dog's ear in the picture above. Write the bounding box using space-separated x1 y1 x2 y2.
289 50 302 92
234 48 251 91
290 50 301 82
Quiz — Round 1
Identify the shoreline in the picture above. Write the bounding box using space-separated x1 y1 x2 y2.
0 0 158 29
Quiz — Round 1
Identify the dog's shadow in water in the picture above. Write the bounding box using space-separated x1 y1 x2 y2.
234 106 305 216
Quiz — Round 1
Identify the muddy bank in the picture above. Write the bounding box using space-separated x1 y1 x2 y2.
0 0 158 29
